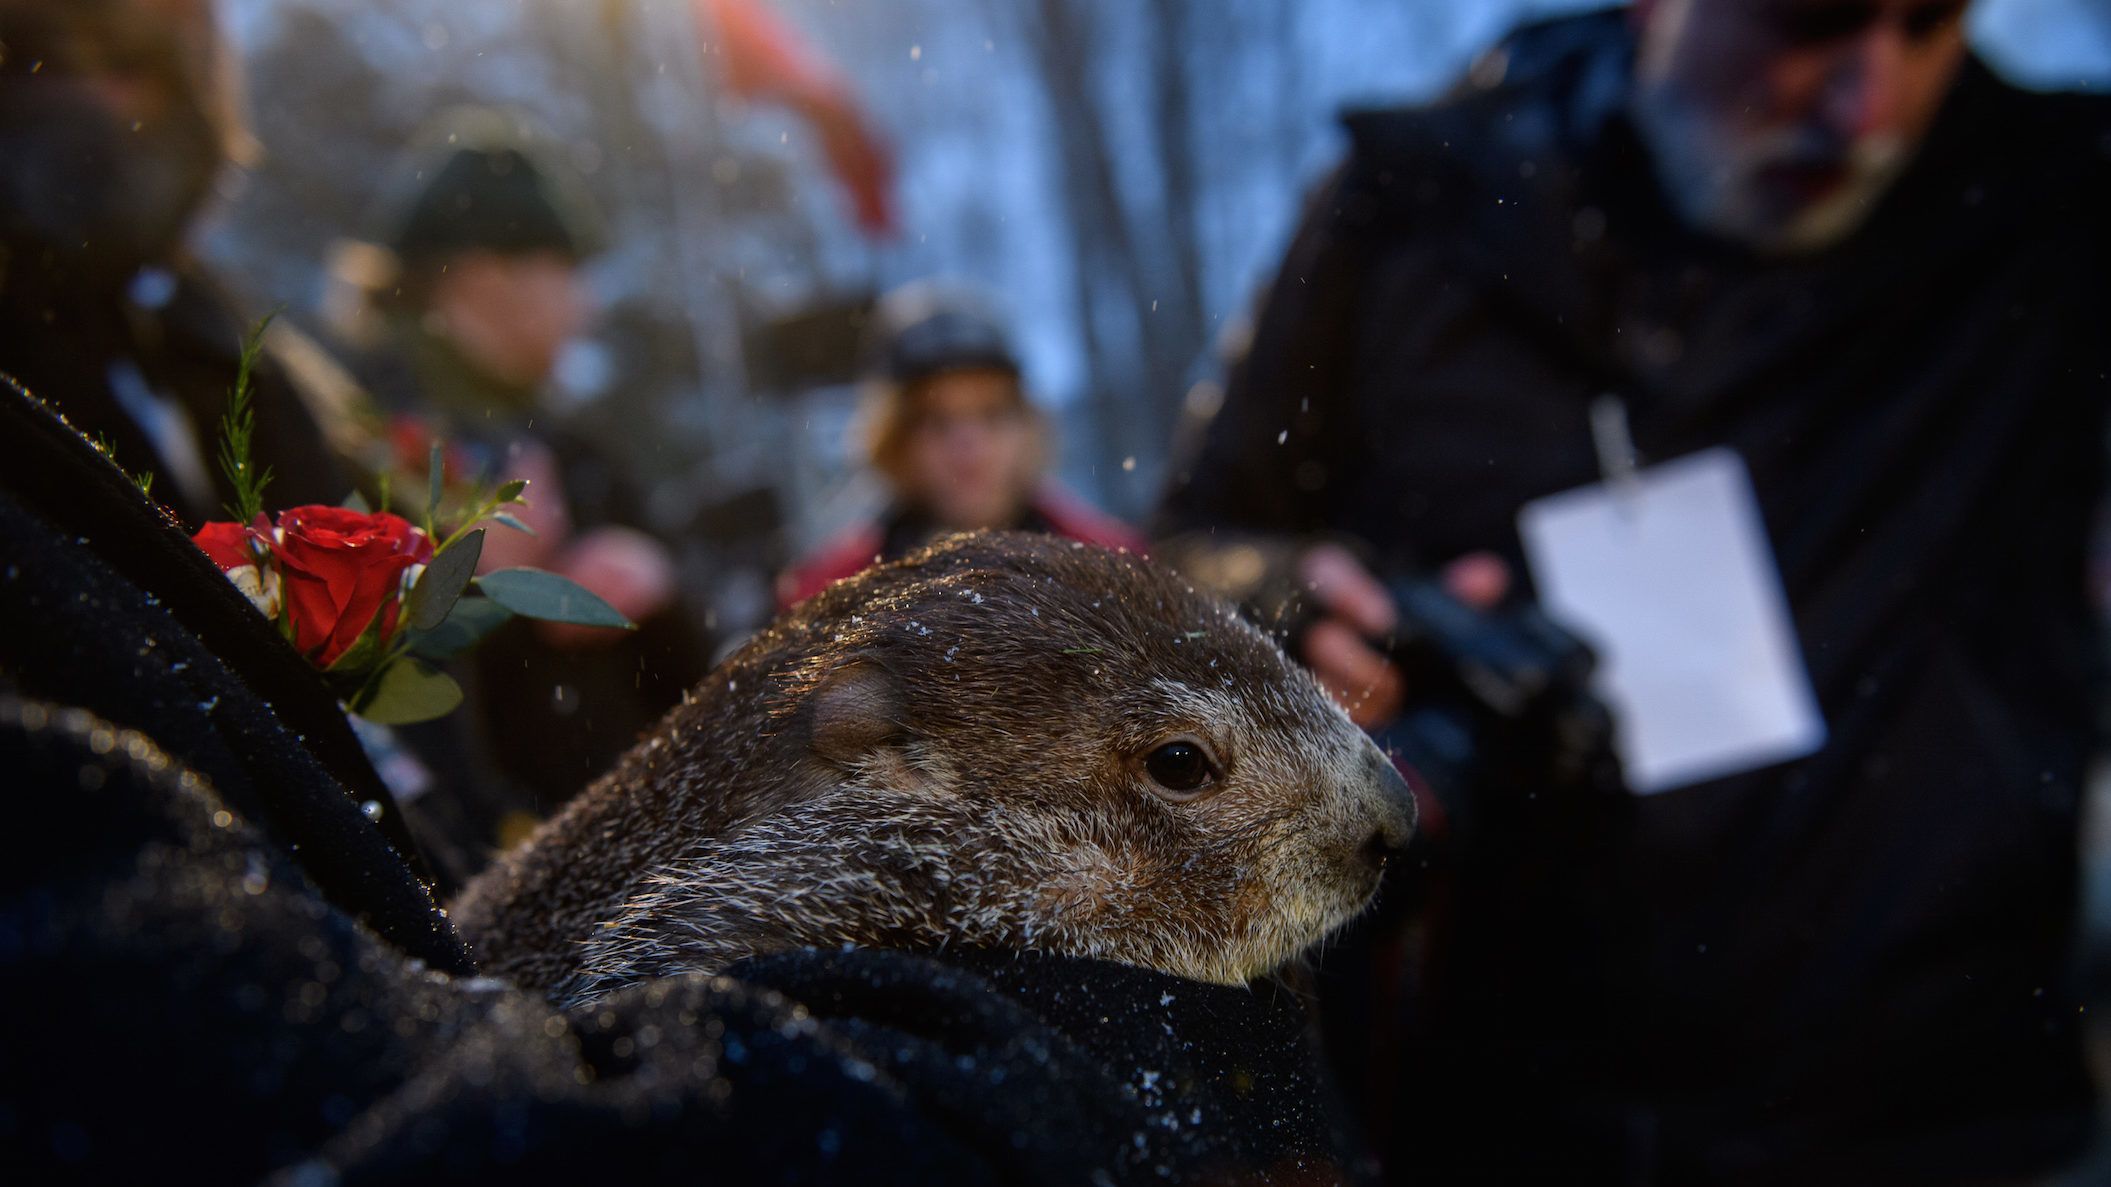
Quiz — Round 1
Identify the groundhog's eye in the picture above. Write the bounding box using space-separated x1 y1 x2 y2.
1144 741 1216 797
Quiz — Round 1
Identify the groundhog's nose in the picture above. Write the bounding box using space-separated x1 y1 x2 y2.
1363 749 1418 857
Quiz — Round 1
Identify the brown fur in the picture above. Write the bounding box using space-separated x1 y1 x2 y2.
452 533 1414 1006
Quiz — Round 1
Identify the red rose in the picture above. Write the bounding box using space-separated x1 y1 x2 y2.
191 520 259 571
274 506 434 668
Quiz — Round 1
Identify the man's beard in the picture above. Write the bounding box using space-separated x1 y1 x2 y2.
0 87 220 288
1628 81 1912 257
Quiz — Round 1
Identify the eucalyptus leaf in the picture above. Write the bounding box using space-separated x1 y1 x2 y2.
404 528 483 632
342 489 371 513
490 512 536 536
475 567 635 630
496 478 529 503
407 594 514 660
353 658 464 725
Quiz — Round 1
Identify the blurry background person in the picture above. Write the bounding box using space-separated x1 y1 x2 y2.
779 284 1140 606
0 0 353 527
1158 0 2110 1182
343 117 711 880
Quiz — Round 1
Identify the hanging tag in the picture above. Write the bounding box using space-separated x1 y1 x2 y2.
1518 447 1826 794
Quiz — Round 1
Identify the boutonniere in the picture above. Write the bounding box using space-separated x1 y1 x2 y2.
188 318 629 724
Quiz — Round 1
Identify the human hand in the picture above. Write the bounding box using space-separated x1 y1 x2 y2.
1297 544 1510 728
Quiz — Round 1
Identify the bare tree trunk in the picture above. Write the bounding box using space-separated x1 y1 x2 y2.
1141 0 1212 431
1018 0 1142 478
1012 0 1221 496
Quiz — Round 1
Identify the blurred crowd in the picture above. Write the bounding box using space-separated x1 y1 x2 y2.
0 0 1136 887
4 0 2111 1183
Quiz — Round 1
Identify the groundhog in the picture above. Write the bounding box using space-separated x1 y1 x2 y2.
452 532 1415 1006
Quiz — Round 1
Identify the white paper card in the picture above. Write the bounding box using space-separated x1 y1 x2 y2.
1518 448 1825 794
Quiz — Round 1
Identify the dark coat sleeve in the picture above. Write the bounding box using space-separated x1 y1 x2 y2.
1 692 1345 1185
731 948 1350 1185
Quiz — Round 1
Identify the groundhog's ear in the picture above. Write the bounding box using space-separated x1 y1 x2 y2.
807 661 906 766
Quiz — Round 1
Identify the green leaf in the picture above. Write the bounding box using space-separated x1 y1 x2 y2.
475 567 635 630
217 312 278 524
342 489 372 513
352 657 464 725
404 528 483 632
407 594 514 660
490 512 536 536
495 478 529 503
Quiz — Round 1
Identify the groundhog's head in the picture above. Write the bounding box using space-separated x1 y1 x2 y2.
464 532 1415 1002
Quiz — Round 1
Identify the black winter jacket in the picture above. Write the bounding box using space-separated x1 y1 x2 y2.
1160 10 2111 1183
